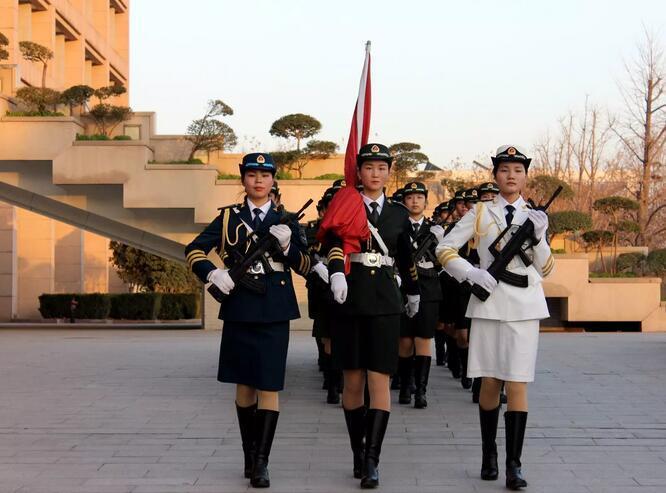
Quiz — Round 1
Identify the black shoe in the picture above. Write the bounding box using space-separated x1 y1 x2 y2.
479 405 500 481
413 355 431 409
472 378 482 403
505 411 528 490
344 406 366 479
250 409 279 488
327 369 341 405
321 353 331 390
360 409 390 489
397 357 412 405
236 402 257 479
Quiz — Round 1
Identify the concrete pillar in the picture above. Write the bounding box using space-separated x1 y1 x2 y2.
54 34 66 90
54 222 82 293
64 38 85 91
0 203 17 321
82 231 108 292
16 208 54 319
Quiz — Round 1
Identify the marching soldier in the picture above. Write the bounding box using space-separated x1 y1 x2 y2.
478 181 500 202
184 152 310 489
397 182 443 408
306 186 342 404
324 143 420 488
436 145 554 490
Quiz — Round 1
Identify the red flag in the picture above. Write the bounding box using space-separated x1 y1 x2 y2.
317 42 372 273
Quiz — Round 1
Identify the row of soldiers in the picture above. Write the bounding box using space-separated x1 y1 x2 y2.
303 178 507 407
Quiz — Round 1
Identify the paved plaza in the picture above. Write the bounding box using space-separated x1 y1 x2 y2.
0 326 665 493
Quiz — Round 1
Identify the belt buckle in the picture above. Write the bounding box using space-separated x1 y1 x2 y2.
248 261 264 275
366 253 382 267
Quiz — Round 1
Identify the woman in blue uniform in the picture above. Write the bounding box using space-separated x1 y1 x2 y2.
185 152 310 489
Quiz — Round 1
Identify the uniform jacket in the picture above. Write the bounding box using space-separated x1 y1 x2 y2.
185 200 310 323
407 219 443 303
435 196 555 322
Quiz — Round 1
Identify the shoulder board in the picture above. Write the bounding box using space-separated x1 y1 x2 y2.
217 203 241 211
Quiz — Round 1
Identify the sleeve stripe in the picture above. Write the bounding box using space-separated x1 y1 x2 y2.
187 254 208 264
186 249 207 261
188 257 208 268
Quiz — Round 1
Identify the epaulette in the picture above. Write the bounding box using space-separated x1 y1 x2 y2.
217 203 241 211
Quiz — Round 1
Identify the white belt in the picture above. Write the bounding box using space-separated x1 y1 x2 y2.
247 258 285 275
417 259 435 269
349 252 394 268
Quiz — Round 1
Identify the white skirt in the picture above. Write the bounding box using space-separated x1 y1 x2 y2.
467 318 540 382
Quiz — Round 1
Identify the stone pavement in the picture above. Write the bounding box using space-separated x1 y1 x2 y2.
0 327 665 493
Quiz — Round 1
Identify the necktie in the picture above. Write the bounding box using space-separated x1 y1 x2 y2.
252 208 263 230
412 222 420 236
505 205 515 226
369 202 380 226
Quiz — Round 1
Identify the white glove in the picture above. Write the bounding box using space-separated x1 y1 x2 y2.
395 274 402 288
465 267 497 293
405 294 420 318
208 268 235 295
430 224 445 243
330 272 348 304
312 262 329 283
528 209 548 240
269 224 291 250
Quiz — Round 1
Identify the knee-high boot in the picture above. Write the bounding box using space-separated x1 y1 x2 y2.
472 377 482 403
236 402 257 478
250 409 279 488
459 347 472 389
434 331 446 366
446 335 461 378
343 406 366 479
397 356 412 405
479 405 500 481
360 409 390 489
504 411 528 490
413 355 431 409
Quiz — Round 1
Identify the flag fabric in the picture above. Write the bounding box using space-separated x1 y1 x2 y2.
317 42 372 274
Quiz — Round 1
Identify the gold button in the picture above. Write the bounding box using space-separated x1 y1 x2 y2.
370 269 376 275
280 280 286 286
254 275 259 280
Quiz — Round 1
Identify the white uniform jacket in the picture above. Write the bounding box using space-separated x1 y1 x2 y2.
435 196 555 322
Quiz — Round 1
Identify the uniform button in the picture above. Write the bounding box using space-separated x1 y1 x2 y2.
254 275 259 280
280 280 286 286
370 269 376 275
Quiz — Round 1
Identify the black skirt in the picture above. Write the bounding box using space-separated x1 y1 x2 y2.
331 313 400 375
218 320 290 391
400 301 439 339
312 315 332 339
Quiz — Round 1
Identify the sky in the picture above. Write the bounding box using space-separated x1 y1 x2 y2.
129 0 666 170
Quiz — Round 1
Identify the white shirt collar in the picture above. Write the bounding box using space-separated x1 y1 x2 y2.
361 193 385 212
497 194 524 211
409 216 424 226
247 198 272 218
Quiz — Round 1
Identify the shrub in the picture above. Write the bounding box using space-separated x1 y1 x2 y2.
6 110 64 117
217 172 241 180
314 173 344 180
616 252 647 274
76 133 110 141
647 249 666 276
113 134 132 141
38 293 111 319
110 293 162 320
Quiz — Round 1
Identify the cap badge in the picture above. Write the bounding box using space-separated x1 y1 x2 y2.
507 147 517 156
371 144 380 153
256 154 266 164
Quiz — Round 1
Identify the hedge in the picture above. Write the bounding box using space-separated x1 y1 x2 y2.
39 293 200 320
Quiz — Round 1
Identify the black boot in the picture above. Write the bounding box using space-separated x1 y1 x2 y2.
316 338 325 371
397 357 412 405
344 406 366 479
250 409 279 488
460 347 472 389
360 409 390 489
504 411 528 490
413 355 431 409
434 331 446 366
390 373 400 390
236 402 257 479
479 405 500 481
446 336 461 378
472 377 482 404
327 368 341 405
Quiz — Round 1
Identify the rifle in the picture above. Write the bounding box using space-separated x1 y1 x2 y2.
470 186 562 302
207 199 314 303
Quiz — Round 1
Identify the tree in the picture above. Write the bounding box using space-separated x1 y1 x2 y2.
269 114 322 151
89 103 133 136
389 142 429 188
440 177 472 197
0 32 9 61
93 84 127 103
593 196 640 273
60 85 95 115
548 210 593 249
186 100 236 162
582 230 614 272
611 29 666 246
15 86 61 114
109 241 199 293
526 174 574 207
19 41 53 89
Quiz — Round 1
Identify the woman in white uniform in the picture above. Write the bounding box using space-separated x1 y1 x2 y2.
434 145 554 491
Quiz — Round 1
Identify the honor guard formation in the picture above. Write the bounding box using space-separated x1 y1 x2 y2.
186 144 555 490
